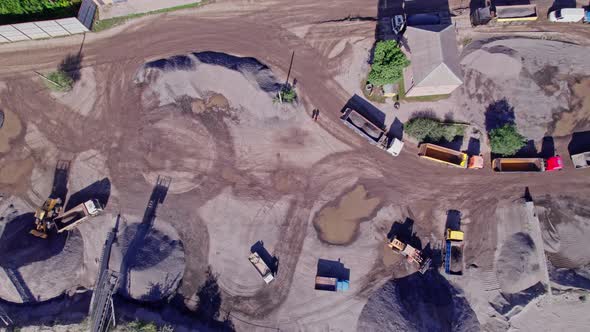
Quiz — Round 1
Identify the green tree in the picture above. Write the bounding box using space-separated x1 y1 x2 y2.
367 40 410 86
489 124 526 156
404 117 464 142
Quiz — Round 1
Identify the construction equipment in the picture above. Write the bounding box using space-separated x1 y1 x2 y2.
571 151 590 169
30 198 64 238
248 252 274 284
492 156 563 172
30 199 103 238
444 229 464 275
387 237 431 274
53 199 103 233
315 276 349 292
418 143 483 169
341 107 405 157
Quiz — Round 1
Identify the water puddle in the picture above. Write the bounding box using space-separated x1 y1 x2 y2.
314 185 381 245
0 109 22 153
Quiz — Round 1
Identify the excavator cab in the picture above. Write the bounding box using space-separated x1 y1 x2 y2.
30 198 62 239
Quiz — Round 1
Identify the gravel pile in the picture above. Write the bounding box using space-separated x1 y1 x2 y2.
358 272 479 332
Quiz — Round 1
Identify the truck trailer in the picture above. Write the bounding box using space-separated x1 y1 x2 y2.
571 152 590 169
314 276 349 292
444 229 464 275
248 252 275 284
492 156 562 172
341 107 404 156
418 143 483 169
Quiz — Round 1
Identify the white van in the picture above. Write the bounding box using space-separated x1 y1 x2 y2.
548 8 585 22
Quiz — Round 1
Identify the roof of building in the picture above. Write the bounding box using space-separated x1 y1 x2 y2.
405 24 463 88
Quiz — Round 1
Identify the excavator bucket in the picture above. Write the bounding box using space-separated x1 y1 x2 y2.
29 229 48 239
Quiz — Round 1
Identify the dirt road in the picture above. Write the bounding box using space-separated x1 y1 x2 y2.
0 0 589 330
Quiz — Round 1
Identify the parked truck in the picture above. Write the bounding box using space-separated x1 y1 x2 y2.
444 229 464 275
387 237 431 274
341 107 404 156
418 143 483 169
248 252 275 284
571 152 590 169
53 199 103 233
492 156 562 172
314 276 349 292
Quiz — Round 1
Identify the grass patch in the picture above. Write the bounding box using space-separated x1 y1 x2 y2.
93 1 210 32
0 0 81 25
44 70 74 92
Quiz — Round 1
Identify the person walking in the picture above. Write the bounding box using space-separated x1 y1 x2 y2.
313 109 320 121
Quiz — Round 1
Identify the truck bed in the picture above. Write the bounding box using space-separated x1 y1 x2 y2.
341 108 385 144
572 152 590 169
492 158 544 172
419 143 467 167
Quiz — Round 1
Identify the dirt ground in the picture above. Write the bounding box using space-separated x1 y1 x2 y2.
0 0 589 331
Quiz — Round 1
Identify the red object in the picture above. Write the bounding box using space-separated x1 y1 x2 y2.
546 156 563 171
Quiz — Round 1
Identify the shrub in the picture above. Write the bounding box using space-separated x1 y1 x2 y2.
367 40 410 86
124 320 158 332
489 124 526 156
404 117 465 142
276 86 297 103
45 70 74 92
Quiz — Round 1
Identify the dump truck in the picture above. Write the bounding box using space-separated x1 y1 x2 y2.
572 152 590 169
418 143 483 169
341 107 404 156
444 229 464 275
314 276 349 292
248 252 274 284
53 199 103 233
492 156 563 172
387 237 431 274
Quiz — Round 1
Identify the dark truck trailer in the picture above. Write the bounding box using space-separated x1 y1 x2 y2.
341 107 386 146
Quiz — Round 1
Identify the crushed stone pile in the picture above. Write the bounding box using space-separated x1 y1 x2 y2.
358 272 479 332
496 232 541 294
0 197 83 303
459 39 590 139
111 217 185 302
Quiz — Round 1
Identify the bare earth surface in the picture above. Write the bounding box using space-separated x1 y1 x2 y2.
0 0 589 331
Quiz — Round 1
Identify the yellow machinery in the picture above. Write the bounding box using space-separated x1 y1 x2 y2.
30 198 63 239
446 229 464 241
387 237 431 274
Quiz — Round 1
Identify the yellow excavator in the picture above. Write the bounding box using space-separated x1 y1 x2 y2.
30 198 103 239
31 198 64 239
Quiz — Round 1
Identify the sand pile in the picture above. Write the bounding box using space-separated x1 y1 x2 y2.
134 52 281 109
358 273 479 332
133 51 349 175
459 39 590 140
111 217 185 302
496 232 540 294
536 196 590 289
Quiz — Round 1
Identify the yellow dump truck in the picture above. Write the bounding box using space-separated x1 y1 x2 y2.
418 143 483 169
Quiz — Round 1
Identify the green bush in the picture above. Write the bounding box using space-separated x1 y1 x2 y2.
367 40 410 86
276 86 297 103
489 124 526 156
404 117 465 142
0 0 80 24
45 70 74 92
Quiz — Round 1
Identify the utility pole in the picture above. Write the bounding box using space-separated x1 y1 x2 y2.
285 51 295 86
